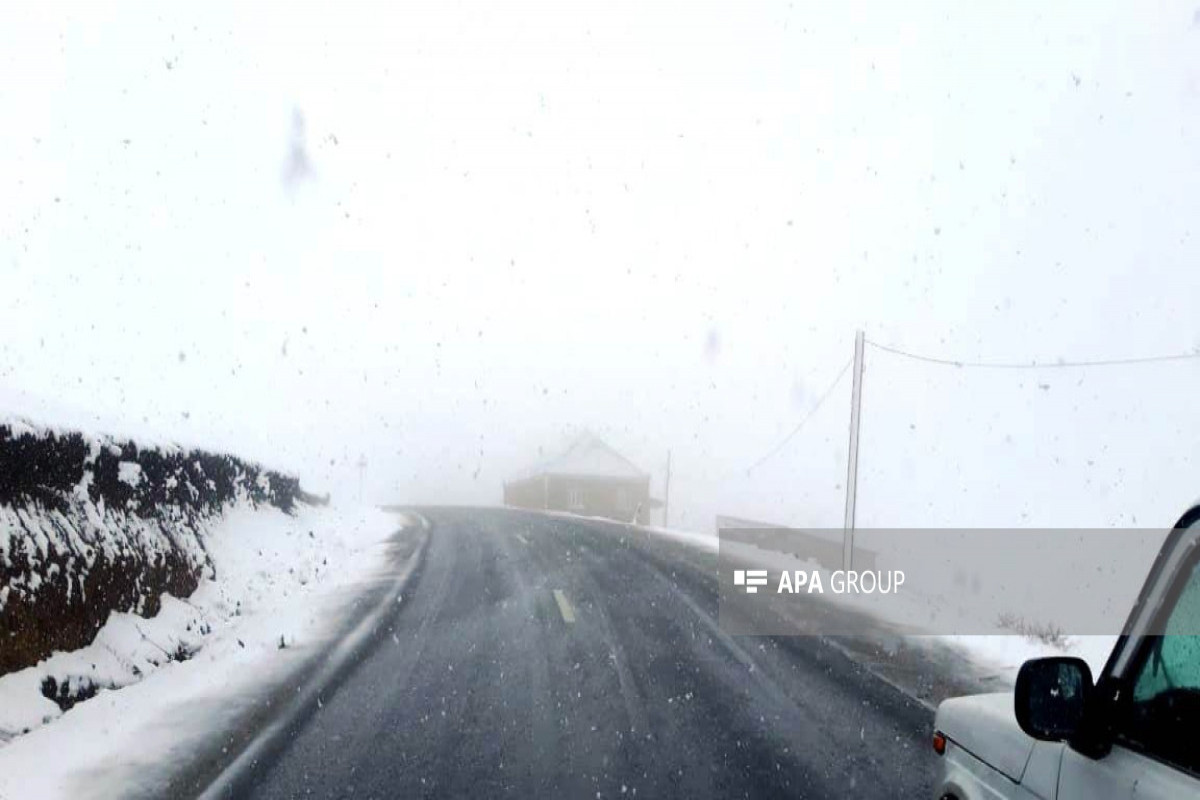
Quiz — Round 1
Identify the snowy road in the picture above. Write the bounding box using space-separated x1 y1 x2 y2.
205 508 935 798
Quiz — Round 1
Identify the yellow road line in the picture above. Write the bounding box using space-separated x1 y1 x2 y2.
552 589 576 624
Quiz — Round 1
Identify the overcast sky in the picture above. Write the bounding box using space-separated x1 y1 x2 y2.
3 2 1200 530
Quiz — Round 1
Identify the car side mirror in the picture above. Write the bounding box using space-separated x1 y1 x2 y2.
1015 657 1094 741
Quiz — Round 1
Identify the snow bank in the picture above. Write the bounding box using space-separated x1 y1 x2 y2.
537 508 720 552
641 524 718 553
0 501 401 798
942 634 1117 687
0 419 303 676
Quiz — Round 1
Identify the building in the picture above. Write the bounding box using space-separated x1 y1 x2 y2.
504 433 656 524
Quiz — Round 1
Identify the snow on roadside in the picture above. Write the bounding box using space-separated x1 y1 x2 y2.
540 510 721 553
941 634 1117 687
641 524 718 553
0 501 402 800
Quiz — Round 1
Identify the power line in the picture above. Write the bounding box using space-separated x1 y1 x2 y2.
742 336 1198 477
745 358 853 474
865 339 1200 370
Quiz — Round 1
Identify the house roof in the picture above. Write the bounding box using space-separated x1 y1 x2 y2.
520 432 648 481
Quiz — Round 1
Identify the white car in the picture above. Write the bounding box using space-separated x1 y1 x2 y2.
932 505 1200 799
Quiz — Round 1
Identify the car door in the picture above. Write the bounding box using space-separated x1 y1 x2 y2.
1057 533 1200 799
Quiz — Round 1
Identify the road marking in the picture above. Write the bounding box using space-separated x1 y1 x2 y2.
516 534 530 545
552 590 576 624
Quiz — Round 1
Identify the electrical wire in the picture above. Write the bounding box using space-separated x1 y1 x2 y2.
865 339 1200 370
743 336 1199 476
744 358 853 474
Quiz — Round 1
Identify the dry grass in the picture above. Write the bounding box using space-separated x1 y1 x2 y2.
996 612 1069 648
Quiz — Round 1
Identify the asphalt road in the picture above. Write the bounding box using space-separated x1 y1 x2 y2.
222 508 935 798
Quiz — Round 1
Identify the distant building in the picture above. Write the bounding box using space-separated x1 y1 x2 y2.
504 433 657 524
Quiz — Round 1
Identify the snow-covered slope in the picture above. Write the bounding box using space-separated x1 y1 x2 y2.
0 501 402 799
0 394 409 797
0 418 303 677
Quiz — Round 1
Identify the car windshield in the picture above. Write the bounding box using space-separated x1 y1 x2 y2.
3 3 1199 799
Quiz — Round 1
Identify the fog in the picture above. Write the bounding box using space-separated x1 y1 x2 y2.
3 2 1200 531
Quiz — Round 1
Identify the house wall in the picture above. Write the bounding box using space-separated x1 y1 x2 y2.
504 474 651 524
547 475 651 524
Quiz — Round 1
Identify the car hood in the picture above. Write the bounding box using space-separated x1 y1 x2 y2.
935 692 1034 782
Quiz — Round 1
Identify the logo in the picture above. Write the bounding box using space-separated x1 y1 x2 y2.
733 569 769 593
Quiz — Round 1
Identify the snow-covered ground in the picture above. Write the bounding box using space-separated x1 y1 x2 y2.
539 508 722 553
940 634 1116 687
0 501 404 800
642 523 719 553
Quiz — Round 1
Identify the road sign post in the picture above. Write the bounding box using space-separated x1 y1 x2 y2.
663 449 672 528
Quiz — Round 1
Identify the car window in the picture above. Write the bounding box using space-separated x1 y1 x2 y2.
1120 557 1200 775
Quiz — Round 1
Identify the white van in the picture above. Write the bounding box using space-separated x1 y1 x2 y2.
932 506 1200 799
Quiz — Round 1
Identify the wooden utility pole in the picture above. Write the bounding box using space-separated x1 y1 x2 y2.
663 449 672 528
357 454 368 504
842 330 865 570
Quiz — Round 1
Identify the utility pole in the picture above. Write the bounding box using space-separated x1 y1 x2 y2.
663 449 672 528
357 454 367 504
842 330 865 570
